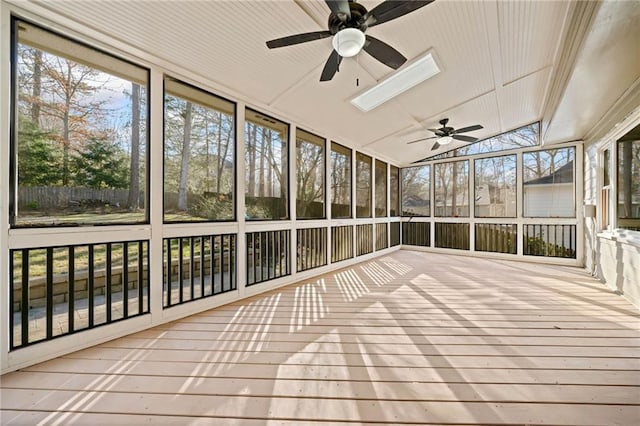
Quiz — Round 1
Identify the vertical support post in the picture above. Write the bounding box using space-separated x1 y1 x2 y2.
236 103 247 298
148 68 164 320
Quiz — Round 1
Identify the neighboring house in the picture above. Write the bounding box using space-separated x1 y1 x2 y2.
402 194 431 216
524 161 574 217
433 191 470 216
475 183 517 217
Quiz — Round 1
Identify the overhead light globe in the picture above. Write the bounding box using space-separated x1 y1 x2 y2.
439 135 453 145
332 28 365 57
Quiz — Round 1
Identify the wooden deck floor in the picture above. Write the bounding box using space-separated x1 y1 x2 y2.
2 250 639 425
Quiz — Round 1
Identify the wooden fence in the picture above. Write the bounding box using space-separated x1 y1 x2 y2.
18 187 141 210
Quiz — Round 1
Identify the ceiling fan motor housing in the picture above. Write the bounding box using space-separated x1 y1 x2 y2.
328 2 368 34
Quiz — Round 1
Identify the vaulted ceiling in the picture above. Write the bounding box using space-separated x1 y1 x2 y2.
19 0 640 165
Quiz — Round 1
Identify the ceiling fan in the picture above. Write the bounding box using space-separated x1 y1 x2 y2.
266 0 435 81
406 118 483 151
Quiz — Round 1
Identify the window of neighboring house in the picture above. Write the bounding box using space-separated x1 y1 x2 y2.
617 136 640 231
12 20 149 227
244 109 289 220
523 147 575 218
474 154 517 218
331 142 351 218
355 152 372 218
163 78 235 222
389 165 400 216
401 165 430 217
296 129 325 219
375 159 387 217
434 160 469 217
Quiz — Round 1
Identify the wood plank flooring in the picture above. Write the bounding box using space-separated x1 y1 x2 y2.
2 250 639 425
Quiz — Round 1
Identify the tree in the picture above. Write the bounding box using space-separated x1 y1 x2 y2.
246 122 257 196
17 121 63 186
72 137 129 189
38 56 111 186
31 49 42 125
297 139 323 217
216 112 233 193
128 83 141 209
177 102 193 211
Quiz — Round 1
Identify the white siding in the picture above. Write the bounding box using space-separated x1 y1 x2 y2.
584 111 640 309
524 183 574 217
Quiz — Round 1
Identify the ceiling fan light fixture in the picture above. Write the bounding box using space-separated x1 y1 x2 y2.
332 28 365 57
438 135 453 145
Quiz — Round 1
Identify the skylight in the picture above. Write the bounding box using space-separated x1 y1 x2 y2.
351 52 440 112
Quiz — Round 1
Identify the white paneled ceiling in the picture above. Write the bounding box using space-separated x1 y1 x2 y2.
22 0 637 165
544 0 640 144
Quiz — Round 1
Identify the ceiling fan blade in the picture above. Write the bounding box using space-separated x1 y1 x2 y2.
363 35 406 69
452 134 479 143
453 124 483 134
326 0 351 21
266 31 332 49
363 0 435 28
406 136 436 145
431 141 441 151
320 50 342 82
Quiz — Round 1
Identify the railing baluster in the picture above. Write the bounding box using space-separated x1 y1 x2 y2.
231 235 236 290
105 243 112 323
88 245 95 327
21 249 29 346
9 251 15 348
138 241 144 315
67 246 75 332
189 237 195 301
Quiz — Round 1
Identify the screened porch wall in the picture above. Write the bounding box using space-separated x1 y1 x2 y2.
399 141 584 265
0 10 402 373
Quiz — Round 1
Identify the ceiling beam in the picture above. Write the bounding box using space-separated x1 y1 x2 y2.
540 0 601 144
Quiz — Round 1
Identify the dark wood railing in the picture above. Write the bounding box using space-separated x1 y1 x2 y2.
164 234 236 307
390 222 401 246
331 226 353 263
246 230 290 286
402 222 430 246
297 227 327 272
524 224 576 258
356 224 374 256
10 240 149 349
375 223 388 251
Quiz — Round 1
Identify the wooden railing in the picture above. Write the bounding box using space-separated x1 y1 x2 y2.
331 226 353 263
10 241 149 349
390 222 401 247
356 224 374 256
402 222 430 246
524 224 576 258
375 223 388 251
297 227 327 272
163 234 236 307
246 230 291 286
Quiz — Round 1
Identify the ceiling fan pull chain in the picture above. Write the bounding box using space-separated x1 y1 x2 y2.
356 52 360 87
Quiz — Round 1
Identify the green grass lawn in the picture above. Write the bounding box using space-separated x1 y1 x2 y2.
16 211 145 226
